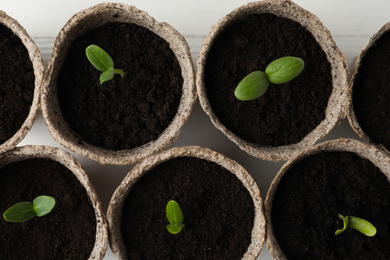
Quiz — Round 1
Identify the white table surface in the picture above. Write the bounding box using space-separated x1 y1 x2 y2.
2 0 390 259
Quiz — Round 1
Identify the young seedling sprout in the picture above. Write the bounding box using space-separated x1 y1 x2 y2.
3 195 56 223
85 44 125 85
335 213 377 237
166 200 184 234
234 56 304 101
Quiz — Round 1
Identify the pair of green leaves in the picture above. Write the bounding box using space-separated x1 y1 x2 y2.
234 56 305 101
85 44 125 85
3 195 56 223
335 213 377 237
166 200 184 234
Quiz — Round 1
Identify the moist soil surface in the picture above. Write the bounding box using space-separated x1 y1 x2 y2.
352 29 390 150
57 22 182 150
0 24 35 144
0 158 97 259
121 156 255 259
204 13 332 147
271 151 390 260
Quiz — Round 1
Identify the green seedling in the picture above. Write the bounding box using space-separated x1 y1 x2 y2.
234 56 304 101
335 213 377 237
3 195 56 223
86 44 125 85
166 200 184 234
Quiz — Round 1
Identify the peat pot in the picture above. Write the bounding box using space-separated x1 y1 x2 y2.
107 146 265 259
0 11 44 153
347 21 390 154
265 139 390 259
196 0 348 161
42 3 196 165
0 145 108 259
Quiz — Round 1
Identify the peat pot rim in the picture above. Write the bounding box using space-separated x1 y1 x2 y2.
196 0 348 162
42 2 196 165
107 145 266 260
0 11 44 154
347 22 390 153
0 145 108 260
264 138 390 260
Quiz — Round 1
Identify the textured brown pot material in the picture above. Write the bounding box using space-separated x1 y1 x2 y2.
347 22 390 154
265 139 390 259
0 145 108 259
42 3 196 165
107 146 265 259
196 0 348 161
0 11 43 154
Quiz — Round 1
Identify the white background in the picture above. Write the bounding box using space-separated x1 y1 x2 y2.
2 0 390 259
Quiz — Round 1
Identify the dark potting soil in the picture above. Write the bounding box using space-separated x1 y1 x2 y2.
0 24 35 144
352 30 390 150
57 22 182 150
121 157 255 259
0 158 97 259
204 13 332 147
271 151 390 260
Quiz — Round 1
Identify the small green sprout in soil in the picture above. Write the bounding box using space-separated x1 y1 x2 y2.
335 213 377 237
85 44 125 85
234 56 304 101
166 200 184 234
3 195 56 223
